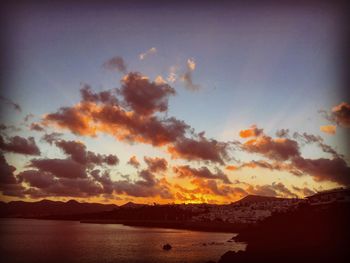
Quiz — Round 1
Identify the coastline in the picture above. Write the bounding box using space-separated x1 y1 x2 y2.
80 219 246 233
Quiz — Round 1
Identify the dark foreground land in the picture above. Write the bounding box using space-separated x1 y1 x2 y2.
1 199 349 263
219 202 350 263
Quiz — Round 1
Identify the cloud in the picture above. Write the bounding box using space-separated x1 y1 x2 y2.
80 84 119 106
41 132 63 144
139 47 157 60
292 185 315 197
144 156 168 173
242 135 300 161
0 153 25 197
239 125 264 138
331 102 350 127
43 106 94 136
168 136 230 164
0 153 17 185
291 157 350 186
23 176 105 198
113 169 173 199
42 72 233 164
293 132 342 159
128 155 140 168
239 160 302 176
275 129 290 138
320 125 336 135
320 102 350 128
19 170 56 188
55 139 119 166
0 135 41 155
30 159 87 179
167 66 177 83
225 165 237 171
173 165 231 184
120 72 175 116
30 123 45 132
247 182 298 198
0 96 21 112
191 178 246 197
181 58 200 91
102 56 127 73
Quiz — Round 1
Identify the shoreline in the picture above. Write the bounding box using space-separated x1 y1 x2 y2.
81 219 246 233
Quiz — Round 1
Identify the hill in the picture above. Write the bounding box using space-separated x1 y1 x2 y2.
233 194 292 205
0 199 118 218
219 202 350 263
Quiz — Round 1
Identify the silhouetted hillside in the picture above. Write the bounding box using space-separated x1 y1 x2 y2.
234 194 290 204
0 199 118 218
219 202 350 263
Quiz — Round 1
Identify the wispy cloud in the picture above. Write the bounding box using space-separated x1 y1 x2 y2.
181 58 200 91
102 56 127 73
0 96 21 112
139 47 157 60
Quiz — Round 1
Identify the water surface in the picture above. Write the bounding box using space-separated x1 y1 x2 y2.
0 219 245 263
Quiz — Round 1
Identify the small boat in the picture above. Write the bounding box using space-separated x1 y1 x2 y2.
163 243 172 250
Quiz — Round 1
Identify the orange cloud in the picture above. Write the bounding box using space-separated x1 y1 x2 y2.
320 125 336 135
225 165 237 171
239 125 263 138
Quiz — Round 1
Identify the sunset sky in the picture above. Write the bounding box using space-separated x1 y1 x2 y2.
1 1 349 204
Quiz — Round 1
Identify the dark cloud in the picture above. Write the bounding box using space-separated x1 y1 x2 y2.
331 102 350 127
113 169 173 199
80 84 118 105
30 158 87 179
320 102 350 128
0 153 17 185
292 157 350 186
275 129 290 138
239 160 302 176
293 132 343 159
0 153 24 197
168 137 230 164
120 72 175 116
41 132 63 144
19 170 56 188
194 179 246 196
0 135 40 155
144 156 168 173
55 140 119 166
102 56 127 73
174 165 231 184
30 123 45 132
0 96 21 112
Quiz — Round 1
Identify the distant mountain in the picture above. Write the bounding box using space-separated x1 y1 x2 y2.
0 199 118 218
233 195 293 205
121 202 143 208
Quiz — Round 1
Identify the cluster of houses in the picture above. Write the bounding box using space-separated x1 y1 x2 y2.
185 187 350 224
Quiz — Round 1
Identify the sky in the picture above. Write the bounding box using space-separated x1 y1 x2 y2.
0 0 349 204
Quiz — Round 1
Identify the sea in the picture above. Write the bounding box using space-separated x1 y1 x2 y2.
0 218 246 263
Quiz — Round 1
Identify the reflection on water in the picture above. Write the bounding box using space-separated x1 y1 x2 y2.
0 219 245 263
